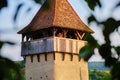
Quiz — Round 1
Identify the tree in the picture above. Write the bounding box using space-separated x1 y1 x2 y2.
89 69 111 80
0 41 23 80
0 0 120 80
80 0 120 80
0 56 22 80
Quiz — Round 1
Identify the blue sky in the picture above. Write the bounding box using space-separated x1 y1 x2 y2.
0 0 120 61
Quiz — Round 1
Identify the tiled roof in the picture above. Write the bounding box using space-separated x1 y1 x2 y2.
18 0 94 34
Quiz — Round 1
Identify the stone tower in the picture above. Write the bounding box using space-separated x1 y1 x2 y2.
18 0 94 80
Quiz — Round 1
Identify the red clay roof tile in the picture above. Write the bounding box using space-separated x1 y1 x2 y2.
18 0 94 34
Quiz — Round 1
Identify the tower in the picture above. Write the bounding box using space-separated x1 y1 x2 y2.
18 0 94 80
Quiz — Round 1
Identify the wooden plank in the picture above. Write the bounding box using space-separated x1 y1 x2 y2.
21 37 87 56
21 38 54 55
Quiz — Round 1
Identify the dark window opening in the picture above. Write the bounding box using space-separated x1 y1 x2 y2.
33 32 44 40
55 28 63 37
23 27 84 40
32 28 53 40
66 31 77 39
47 28 53 37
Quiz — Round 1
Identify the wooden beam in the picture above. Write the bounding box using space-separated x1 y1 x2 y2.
63 29 68 38
53 28 57 36
76 31 82 40
75 32 79 40
81 33 85 39
22 34 25 42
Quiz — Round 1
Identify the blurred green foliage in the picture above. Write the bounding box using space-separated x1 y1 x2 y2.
0 0 120 80
0 57 24 80
0 0 7 10
0 40 25 80
89 69 111 80
79 0 120 80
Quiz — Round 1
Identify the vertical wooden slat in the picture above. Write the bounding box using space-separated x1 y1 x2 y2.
22 34 25 42
66 40 69 52
72 41 76 53
21 37 87 55
69 40 73 53
60 39 66 52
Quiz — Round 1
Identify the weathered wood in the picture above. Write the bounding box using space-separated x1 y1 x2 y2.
21 37 87 56
63 29 68 38
76 31 82 40
75 32 79 40
22 34 24 42
81 33 85 39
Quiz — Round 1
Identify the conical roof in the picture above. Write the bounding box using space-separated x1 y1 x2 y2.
18 0 94 34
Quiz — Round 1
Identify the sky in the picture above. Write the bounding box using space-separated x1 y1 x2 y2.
0 0 120 61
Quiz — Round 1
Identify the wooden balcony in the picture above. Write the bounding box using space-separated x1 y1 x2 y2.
21 37 87 56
